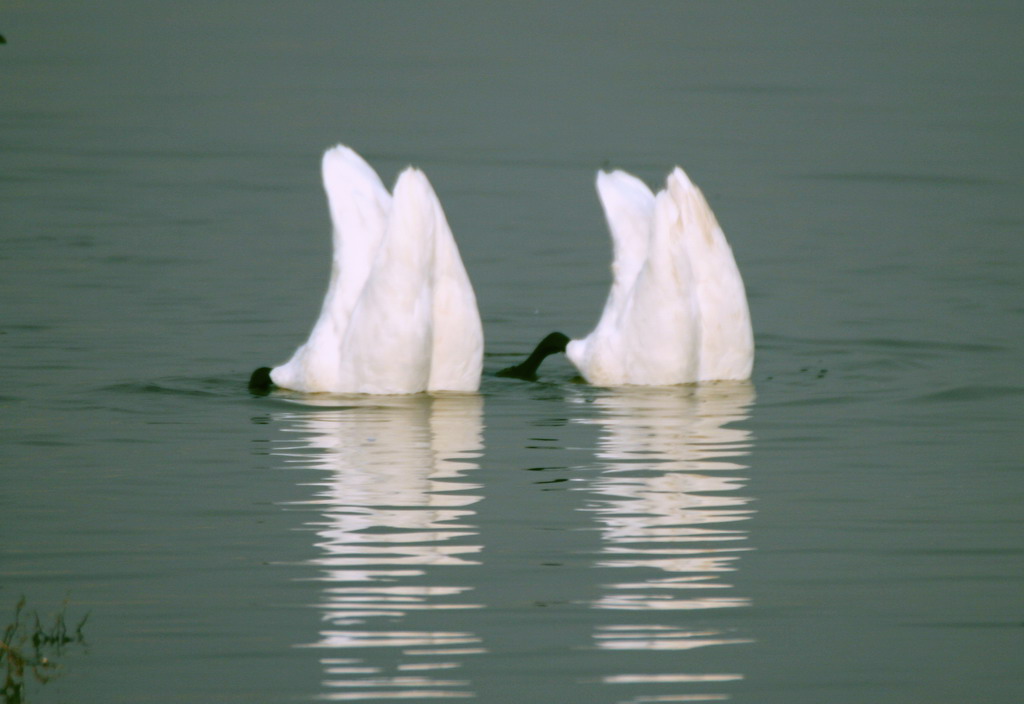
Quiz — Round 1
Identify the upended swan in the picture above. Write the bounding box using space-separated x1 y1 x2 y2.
250 145 483 394
498 166 753 386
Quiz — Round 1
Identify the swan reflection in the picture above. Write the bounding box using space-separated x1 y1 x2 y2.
273 393 484 701
574 383 756 700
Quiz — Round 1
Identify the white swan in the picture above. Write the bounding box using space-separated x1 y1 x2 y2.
250 145 483 394
498 166 753 385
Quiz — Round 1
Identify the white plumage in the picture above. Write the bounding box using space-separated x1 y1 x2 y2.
267 145 483 394
564 166 753 386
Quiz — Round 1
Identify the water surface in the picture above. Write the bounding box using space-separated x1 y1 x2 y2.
2 2 1022 702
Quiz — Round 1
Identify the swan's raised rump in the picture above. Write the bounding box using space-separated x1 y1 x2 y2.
269 145 482 394
567 166 753 386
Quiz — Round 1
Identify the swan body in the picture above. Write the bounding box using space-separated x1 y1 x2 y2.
262 145 483 394
500 165 752 386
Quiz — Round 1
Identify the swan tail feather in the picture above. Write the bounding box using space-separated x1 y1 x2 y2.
423 173 484 391
595 170 656 305
667 168 753 381
337 167 436 393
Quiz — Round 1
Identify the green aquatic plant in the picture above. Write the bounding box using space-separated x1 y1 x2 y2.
1 598 88 703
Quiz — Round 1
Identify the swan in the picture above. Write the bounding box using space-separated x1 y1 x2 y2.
498 166 753 385
250 145 483 394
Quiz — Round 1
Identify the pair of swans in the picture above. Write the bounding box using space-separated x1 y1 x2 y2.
249 145 753 395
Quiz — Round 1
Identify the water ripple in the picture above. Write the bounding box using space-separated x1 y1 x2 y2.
273 394 485 702
574 383 756 702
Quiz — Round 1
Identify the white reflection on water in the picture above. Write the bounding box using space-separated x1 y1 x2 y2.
574 383 756 701
273 394 484 701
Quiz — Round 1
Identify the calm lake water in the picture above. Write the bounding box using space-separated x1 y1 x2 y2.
2 2 1022 702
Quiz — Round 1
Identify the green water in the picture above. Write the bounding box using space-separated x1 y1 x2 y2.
2 2 1022 702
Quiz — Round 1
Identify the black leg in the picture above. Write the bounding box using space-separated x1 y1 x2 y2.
496 332 570 380
249 367 274 394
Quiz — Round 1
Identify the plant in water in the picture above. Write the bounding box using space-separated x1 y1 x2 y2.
1 598 88 704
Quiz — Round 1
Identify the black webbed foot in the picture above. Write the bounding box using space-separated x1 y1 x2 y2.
248 367 274 395
496 332 570 381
